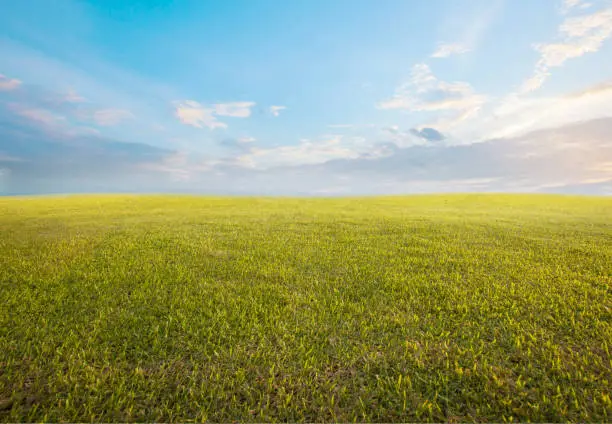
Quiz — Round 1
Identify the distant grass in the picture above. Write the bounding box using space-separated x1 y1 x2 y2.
0 194 610 422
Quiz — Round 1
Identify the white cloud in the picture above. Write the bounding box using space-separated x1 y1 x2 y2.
140 151 213 181
214 102 255 118
93 108 134 126
378 56 612 145
431 43 471 58
0 74 21 91
377 63 487 114
174 100 255 129
237 136 256 143
174 100 226 129
453 78 612 141
270 105 286 117
561 0 593 14
520 7 612 93
235 135 373 169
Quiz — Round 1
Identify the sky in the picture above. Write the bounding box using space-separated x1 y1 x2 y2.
1 0 612 195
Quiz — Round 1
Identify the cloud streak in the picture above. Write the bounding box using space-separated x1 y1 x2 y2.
0 102 172 194
377 64 487 113
561 0 593 14
0 74 21 91
93 108 134 126
233 135 373 169
521 6 612 93
270 105 286 117
174 100 255 129
431 43 470 58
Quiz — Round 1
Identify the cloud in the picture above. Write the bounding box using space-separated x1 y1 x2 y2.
0 74 21 91
463 78 612 141
92 108 134 126
0 102 172 194
561 0 593 14
432 0 505 57
410 127 446 142
1 80 85 112
174 100 226 129
10 106 66 127
380 126 426 148
431 43 470 58
520 7 612 93
327 124 377 131
139 151 213 182
398 72 612 144
0 36 180 142
220 136 257 151
6 104 612 195
215 102 256 118
3 103 98 139
64 88 86 103
0 77 141 135
171 117 612 196
378 64 487 113
564 79 612 98
291 117 612 194
234 135 374 169
174 100 255 129
269 105 286 117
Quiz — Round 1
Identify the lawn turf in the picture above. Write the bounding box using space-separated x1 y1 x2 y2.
0 194 611 422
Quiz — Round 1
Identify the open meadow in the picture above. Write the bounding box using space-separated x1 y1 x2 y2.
0 194 610 422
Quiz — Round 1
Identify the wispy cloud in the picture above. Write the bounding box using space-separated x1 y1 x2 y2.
561 0 593 14
139 151 213 182
174 100 255 129
269 105 286 117
0 74 22 91
520 6 612 93
10 106 66 127
564 79 612 98
6 103 101 139
234 135 373 169
174 100 226 129
377 63 487 115
1 79 135 132
93 108 134 126
0 99 172 194
458 78 612 141
432 0 505 57
215 102 256 118
220 136 257 152
64 88 86 103
431 43 470 58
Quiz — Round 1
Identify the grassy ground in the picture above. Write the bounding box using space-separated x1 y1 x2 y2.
0 194 610 422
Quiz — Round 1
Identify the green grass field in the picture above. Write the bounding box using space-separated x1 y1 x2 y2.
1 194 610 422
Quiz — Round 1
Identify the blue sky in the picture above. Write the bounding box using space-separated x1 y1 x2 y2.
1 0 612 195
